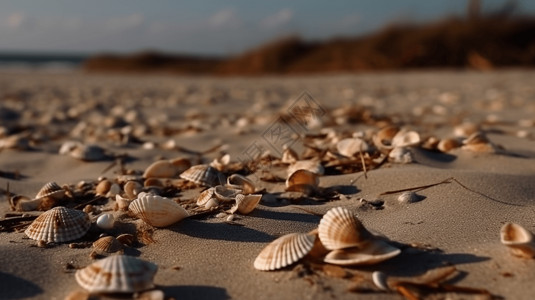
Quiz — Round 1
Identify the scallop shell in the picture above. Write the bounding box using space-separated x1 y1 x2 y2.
336 137 369 158
254 232 316 271
129 193 189 227
143 160 180 178
180 164 223 187
500 223 535 258
124 181 143 200
323 239 401 266
232 194 262 215
35 182 65 200
397 191 420 204
92 236 124 255
214 185 241 202
318 207 372 250
286 169 319 188
75 255 158 293
96 213 115 230
391 130 420 148
226 174 255 194
287 160 324 176
25 206 91 243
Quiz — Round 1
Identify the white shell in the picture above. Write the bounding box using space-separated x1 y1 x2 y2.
143 160 180 178
391 130 420 148
318 207 372 250
336 138 369 157
254 232 316 271
372 271 389 290
288 160 324 176
180 165 223 187
397 191 419 204
96 213 115 230
75 255 157 293
500 223 535 258
226 174 255 194
388 147 413 164
129 193 189 227
324 240 401 265
25 206 91 243
232 194 262 215
124 181 143 200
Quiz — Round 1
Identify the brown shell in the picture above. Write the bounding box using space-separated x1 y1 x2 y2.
318 207 372 250
180 165 223 187
143 160 180 178
233 194 262 215
323 240 401 266
35 182 65 200
254 232 316 271
92 236 124 255
24 206 91 243
226 174 255 194
286 169 319 188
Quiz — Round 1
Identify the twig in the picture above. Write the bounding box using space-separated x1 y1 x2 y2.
359 151 368 180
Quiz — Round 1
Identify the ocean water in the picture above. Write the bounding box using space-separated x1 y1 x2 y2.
0 52 88 70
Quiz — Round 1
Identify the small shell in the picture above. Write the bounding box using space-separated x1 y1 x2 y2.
214 185 241 202
388 147 413 164
226 174 255 194
323 240 401 266
35 182 65 200
336 137 369 158
318 207 372 250
143 160 180 178
106 183 121 198
116 233 135 246
286 169 319 188
372 271 389 291
288 160 324 176
129 193 189 227
92 236 124 255
500 223 535 258
180 165 223 187
95 180 112 196
281 146 299 164
254 232 316 271
96 213 115 230
75 255 158 293
169 157 192 173
437 138 461 152
373 126 399 150
124 181 143 199
116 194 133 211
462 132 497 153
69 143 108 161
454 122 480 138
397 191 420 204
210 154 231 172
25 206 91 243
196 188 217 207
232 194 262 215
10 195 41 212
391 130 420 148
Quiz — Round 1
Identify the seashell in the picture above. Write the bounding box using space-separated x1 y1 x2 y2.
336 137 369 158
92 236 124 256
318 207 372 250
226 174 255 194
96 213 115 230
116 194 133 211
323 239 401 266
288 160 324 176
372 271 389 291
180 164 223 187
461 132 497 153
281 146 299 164
214 185 241 202
116 233 135 246
95 180 112 196
106 183 121 198
169 157 191 173
10 195 41 212
286 169 319 188
454 122 480 138
254 232 316 271
129 193 189 227
35 182 65 200
25 206 91 243
397 191 420 204
68 143 108 161
437 138 461 152
124 181 143 199
136 290 165 300
388 147 413 164
373 126 399 150
210 154 231 172
0 134 32 150
196 188 217 207
143 160 179 178
500 223 535 258
232 194 262 215
391 130 420 148
75 255 158 293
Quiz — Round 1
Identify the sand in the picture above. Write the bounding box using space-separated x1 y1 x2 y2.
0 69 534 300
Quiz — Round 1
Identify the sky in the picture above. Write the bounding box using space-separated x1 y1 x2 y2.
1 0 534 56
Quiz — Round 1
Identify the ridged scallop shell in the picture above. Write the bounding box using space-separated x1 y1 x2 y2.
232 194 262 215
287 160 324 176
391 130 420 148
92 236 124 255
254 232 316 271
323 240 401 266
25 206 91 243
143 160 180 178
226 174 255 194
318 207 372 250
500 223 535 258
129 193 189 227
286 169 319 188
336 137 369 158
180 165 223 187
35 182 65 200
75 255 158 293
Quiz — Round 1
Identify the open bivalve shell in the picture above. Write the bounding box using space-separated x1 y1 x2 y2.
254 232 316 271
226 174 255 194
214 185 242 202
25 206 91 243
129 193 188 227
324 239 401 266
124 181 143 200
318 207 372 250
500 223 535 258
75 255 158 293
231 194 262 215
180 164 223 187
336 137 369 158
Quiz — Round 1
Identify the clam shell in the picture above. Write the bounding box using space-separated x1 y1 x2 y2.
373 126 399 150
287 160 324 176
75 255 157 293
196 187 217 207
143 160 180 178
336 137 369 158
129 193 189 227
124 181 143 200
500 223 535 258
210 154 231 172
180 165 223 187
92 236 124 255
437 138 461 152
35 182 65 200
281 146 299 164
462 132 498 153
254 232 316 271
397 191 420 204
169 157 192 173
318 207 372 250
286 169 319 188
233 194 262 215
116 194 133 211
226 174 255 194
388 147 413 164
25 206 91 243
323 240 401 266
95 180 112 196
214 185 241 202
96 213 115 230
391 130 420 148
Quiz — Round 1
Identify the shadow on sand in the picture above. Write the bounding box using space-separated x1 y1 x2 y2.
170 219 275 243
160 285 230 300
0 272 43 299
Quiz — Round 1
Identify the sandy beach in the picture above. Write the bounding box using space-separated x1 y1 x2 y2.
1 70 534 300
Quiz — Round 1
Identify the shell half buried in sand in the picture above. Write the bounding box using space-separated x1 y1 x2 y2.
75 255 158 293
500 223 535 258
24 206 91 243
287 160 324 176
180 164 223 187
254 232 316 271
318 207 372 250
324 239 401 266
129 192 188 227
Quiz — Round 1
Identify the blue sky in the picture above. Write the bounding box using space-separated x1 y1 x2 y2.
1 0 533 55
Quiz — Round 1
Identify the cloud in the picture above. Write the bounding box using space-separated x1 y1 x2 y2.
260 9 293 29
105 14 145 32
208 9 239 28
